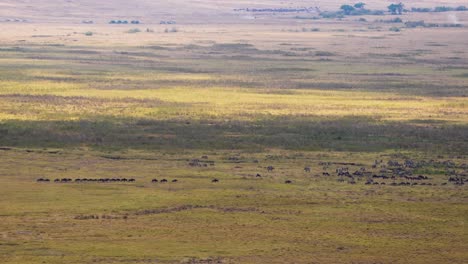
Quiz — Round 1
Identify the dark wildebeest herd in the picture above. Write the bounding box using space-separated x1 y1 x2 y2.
266 158 466 186
36 157 466 187
316 159 466 186
36 178 136 183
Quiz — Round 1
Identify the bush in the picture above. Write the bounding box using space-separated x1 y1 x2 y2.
455 6 467 11
358 18 367 22
439 23 463 28
389 27 401 32
377 17 402 23
84 31 93 36
411 7 432 12
405 21 426 28
164 28 178 33
320 11 344 19
127 28 141 34
315 51 335 56
434 6 454 12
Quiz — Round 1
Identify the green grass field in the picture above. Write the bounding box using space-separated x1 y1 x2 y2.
1 10 468 263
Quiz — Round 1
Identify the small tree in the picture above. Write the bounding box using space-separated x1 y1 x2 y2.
388 3 404 15
340 4 355 15
354 2 366 9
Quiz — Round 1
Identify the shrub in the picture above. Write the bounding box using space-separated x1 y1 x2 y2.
84 31 93 36
434 6 454 12
164 28 178 33
127 28 141 34
315 51 335 56
405 21 426 28
377 17 402 23
320 12 344 19
411 7 432 12
389 27 401 32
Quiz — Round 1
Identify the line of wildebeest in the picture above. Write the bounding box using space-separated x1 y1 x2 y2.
35 178 180 183
35 177 220 184
35 157 467 186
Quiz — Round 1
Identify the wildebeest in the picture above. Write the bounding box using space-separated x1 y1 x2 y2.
160 179 168 183
172 179 178 183
151 179 158 183
304 167 311 173
256 173 262 177
212 178 219 183
284 180 292 184
267 166 274 172
36 178 50 182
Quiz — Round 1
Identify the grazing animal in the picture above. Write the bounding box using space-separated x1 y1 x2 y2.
160 179 168 183
256 173 262 177
304 167 311 173
322 172 330 176
267 166 275 172
212 178 219 183
36 178 50 182
172 179 178 183
284 180 292 184
151 179 158 183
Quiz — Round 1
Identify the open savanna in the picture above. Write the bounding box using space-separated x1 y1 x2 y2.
1 3 468 263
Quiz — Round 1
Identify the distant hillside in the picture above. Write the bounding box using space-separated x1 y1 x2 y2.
0 0 466 24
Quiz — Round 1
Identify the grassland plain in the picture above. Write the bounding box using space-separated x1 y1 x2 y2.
1 2 468 263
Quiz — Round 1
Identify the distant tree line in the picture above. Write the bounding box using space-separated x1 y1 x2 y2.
411 6 467 13
328 2 467 18
234 7 316 13
109 20 141 24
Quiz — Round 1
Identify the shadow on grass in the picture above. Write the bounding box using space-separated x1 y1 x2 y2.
0 116 466 154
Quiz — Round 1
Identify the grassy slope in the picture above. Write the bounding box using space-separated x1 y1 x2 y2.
0 3 467 263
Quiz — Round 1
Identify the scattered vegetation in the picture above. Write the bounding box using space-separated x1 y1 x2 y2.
126 28 141 33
